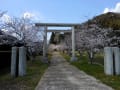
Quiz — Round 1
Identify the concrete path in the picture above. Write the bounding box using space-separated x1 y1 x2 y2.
35 52 113 90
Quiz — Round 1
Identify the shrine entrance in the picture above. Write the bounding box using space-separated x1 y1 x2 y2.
35 23 81 62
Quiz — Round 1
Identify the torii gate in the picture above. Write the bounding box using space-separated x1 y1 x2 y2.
35 23 81 62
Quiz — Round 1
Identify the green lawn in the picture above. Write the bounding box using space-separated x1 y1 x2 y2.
94 52 104 65
61 52 120 90
0 56 48 90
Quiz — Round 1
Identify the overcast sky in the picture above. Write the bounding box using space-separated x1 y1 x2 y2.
1 0 120 23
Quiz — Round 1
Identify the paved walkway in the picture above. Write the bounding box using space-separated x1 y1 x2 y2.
35 52 113 90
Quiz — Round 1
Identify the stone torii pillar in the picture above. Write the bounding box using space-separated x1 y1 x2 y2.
71 26 77 61
43 26 48 63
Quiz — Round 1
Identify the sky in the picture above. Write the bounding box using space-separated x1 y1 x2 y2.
1 0 120 41
1 0 120 23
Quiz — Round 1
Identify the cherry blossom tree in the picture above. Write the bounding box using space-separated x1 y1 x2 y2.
75 24 120 64
1 15 45 59
0 11 7 28
3 17 43 43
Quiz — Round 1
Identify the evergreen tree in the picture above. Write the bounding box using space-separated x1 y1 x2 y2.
50 32 56 44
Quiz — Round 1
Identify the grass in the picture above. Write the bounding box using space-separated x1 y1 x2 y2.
94 52 104 65
61 52 120 90
0 56 48 90
48 52 52 60
60 52 71 62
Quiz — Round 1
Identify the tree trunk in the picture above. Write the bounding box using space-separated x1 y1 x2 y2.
68 48 71 56
78 50 82 57
87 50 94 64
